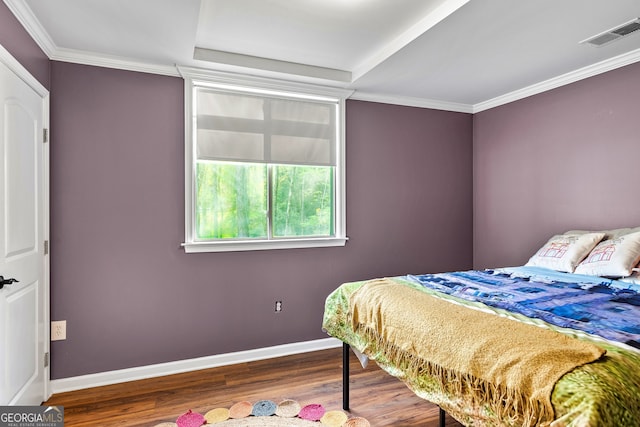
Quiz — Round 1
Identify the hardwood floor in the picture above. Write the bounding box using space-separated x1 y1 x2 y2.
45 347 464 426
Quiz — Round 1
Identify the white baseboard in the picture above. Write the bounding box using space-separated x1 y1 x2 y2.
50 337 342 394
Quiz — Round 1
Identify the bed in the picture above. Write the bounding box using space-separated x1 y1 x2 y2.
322 228 640 426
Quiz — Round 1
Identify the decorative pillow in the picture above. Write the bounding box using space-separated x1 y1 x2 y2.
620 266 640 286
526 232 605 273
574 231 640 277
564 227 636 240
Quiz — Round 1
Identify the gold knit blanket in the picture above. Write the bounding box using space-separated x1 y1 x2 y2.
348 279 606 426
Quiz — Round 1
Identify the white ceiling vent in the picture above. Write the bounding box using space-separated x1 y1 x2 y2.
581 18 640 47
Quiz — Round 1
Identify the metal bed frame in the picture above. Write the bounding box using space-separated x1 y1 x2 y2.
342 342 446 427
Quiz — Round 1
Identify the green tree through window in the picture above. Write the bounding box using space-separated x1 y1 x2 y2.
196 162 267 239
196 163 333 240
273 165 333 237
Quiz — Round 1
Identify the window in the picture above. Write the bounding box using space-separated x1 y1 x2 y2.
180 69 350 252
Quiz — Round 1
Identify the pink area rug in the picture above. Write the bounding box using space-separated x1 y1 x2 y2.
154 399 370 427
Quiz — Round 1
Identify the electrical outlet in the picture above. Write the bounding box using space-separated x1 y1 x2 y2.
275 301 283 313
51 320 66 341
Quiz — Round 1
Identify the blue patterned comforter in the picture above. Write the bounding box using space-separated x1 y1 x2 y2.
408 266 640 349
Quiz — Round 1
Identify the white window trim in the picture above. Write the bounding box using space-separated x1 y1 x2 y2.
178 67 352 253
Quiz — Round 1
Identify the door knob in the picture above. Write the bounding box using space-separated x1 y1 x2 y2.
0 276 18 289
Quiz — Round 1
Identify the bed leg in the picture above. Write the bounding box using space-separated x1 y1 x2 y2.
342 342 350 410
439 407 445 427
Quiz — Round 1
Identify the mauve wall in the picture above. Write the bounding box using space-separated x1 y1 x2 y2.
49 62 473 379
473 61 640 269
0 2 49 88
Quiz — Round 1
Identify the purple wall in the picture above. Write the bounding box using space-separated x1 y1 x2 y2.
0 2 49 88
49 63 473 379
473 61 640 269
345 101 473 277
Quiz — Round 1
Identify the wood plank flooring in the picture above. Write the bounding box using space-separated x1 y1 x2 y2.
44 347 463 426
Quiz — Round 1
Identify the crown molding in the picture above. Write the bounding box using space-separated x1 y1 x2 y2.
350 90 473 114
3 0 56 57
51 48 180 77
473 47 640 113
178 65 354 100
3 0 180 77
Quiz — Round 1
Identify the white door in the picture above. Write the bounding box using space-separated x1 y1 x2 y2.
0 47 49 405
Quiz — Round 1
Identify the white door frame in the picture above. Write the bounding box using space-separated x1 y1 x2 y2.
0 42 51 402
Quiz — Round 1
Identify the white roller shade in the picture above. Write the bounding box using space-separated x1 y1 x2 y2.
196 87 337 166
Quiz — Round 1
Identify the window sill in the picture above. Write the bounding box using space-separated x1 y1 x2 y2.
182 237 348 253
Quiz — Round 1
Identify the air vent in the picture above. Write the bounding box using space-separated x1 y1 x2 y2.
581 18 640 47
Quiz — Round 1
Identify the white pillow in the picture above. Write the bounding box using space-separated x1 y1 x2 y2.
526 232 605 273
575 231 640 278
564 227 637 240
620 268 640 286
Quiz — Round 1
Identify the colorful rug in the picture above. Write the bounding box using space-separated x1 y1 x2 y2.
153 399 370 427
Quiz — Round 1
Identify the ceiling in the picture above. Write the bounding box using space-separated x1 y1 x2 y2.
6 0 640 112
